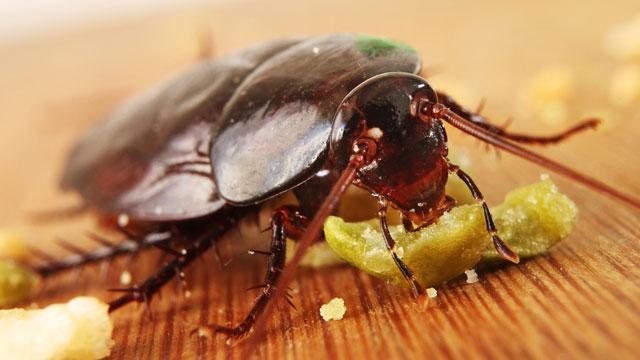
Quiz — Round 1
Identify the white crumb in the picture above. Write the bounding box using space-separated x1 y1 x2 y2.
465 269 478 284
319 298 346 321
117 214 129 228
426 288 438 298
119 271 132 286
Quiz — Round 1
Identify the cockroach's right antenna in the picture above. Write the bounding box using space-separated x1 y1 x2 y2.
419 100 640 210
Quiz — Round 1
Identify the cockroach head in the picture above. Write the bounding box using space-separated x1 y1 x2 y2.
329 72 450 217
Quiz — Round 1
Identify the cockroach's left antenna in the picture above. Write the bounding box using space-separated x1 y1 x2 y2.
419 101 640 210
248 138 375 347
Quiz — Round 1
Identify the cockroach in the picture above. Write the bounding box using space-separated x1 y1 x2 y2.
36 34 640 342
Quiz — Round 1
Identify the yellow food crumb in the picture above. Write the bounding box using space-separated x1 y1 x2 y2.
0 260 38 307
609 64 640 107
319 298 346 321
605 14 640 61
465 269 478 284
325 178 577 288
426 288 438 298
0 230 29 262
119 270 132 285
0 297 114 360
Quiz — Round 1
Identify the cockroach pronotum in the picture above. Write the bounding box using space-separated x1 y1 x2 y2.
35 34 640 342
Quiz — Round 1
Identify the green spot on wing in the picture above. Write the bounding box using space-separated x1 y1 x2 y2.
355 34 416 57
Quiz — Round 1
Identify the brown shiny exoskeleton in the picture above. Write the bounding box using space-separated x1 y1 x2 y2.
35 35 640 344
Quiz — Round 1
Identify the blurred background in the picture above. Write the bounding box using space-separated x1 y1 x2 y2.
1 0 639 268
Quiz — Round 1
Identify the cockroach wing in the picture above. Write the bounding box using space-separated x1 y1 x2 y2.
211 34 421 204
61 38 302 220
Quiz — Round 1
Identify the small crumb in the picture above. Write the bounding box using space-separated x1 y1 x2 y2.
465 269 478 284
426 287 437 298
0 230 29 262
119 271 132 286
312 46 320 54
319 298 346 321
0 260 38 307
395 246 404 259
117 214 129 228
196 328 209 338
184 290 192 299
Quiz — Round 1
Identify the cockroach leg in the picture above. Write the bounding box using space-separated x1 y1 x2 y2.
378 199 425 297
86 232 116 247
108 234 209 312
447 160 519 264
249 138 373 346
204 206 307 341
35 231 172 277
436 91 600 145
29 247 58 263
55 238 89 256
108 208 246 312
153 242 184 257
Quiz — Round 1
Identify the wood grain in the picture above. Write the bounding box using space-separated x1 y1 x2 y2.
1 1 639 359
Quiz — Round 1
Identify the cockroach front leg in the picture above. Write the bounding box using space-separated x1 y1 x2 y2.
378 199 425 297
206 205 308 341
436 91 600 145
446 160 519 263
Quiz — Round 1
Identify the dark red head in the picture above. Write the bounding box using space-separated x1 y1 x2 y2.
330 72 449 225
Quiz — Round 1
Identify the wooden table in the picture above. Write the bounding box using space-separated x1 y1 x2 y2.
1 1 638 359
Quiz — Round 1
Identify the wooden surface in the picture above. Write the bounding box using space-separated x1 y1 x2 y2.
1 1 639 359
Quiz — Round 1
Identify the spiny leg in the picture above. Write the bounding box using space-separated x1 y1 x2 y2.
447 160 519 263
34 231 172 277
108 209 246 312
203 205 307 340
378 199 424 297
436 91 599 145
